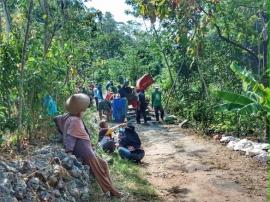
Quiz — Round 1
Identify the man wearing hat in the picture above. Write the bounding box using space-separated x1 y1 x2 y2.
55 93 122 198
152 86 164 122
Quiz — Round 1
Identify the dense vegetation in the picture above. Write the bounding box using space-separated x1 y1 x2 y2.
0 0 268 151
125 0 269 140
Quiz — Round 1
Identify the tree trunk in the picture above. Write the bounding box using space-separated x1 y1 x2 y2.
1 0 11 33
195 47 209 99
43 0 50 58
152 24 174 85
17 0 33 152
0 10 2 39
164 59 185 109
261 12 268 142
60 0 67 27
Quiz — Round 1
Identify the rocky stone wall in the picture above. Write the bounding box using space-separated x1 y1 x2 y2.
0 145 92 202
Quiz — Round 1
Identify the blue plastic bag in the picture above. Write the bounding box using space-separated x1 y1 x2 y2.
43 95 57 116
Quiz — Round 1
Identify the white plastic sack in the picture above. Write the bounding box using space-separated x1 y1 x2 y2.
226 141 237 150
233 139 253 151
220 136 237 143
253 151 268 163
245 148 264 157
253 143 269 151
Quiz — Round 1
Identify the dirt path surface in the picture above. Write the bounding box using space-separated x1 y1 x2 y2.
136 123 267 202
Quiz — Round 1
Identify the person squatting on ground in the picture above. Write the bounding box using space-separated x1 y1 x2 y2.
98 120 126 153
136 90 148 124
118 122 145 163
54 93 122 198
152 86 164 122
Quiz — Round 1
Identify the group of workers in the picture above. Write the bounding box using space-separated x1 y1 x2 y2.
53 78 165 198
98 120 145 163
76 79 164 124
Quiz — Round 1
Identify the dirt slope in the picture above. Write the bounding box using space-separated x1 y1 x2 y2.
137 123 267 202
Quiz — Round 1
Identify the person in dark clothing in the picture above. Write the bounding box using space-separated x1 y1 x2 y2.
118 122 145 162
118 86 131 98
98 99 112 121
118 80 132 98
97 84 104 101
136 90 148 124
110 82 118 94
118 80 132 116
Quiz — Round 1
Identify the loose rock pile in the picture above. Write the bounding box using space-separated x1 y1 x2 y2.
0 145 92 202
218 136 268 164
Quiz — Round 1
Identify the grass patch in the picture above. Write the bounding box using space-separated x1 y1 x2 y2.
92 140 159 201
109 153 159 201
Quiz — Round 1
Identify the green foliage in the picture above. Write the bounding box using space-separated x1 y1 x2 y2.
214 91 254 106
214 91 262 114
126 0 267 137
0 134 4 145
0 0 101 144
110 157 158 200
92 18 163 85
0 0 267 145
213 63 269 119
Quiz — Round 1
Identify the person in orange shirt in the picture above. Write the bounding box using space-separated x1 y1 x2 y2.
98 120 126 153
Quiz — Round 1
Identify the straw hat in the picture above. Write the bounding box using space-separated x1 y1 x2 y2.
65 93 90 114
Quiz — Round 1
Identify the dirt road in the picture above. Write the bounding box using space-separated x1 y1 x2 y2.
136 123 267 202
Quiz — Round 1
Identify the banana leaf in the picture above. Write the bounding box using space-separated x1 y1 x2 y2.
213 90 254 105
230 63 257 91
238 103 262 114
214 103 244 112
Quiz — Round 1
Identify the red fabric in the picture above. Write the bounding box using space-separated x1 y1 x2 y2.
105 92 114 100
136 74 154 91
130 99 138 108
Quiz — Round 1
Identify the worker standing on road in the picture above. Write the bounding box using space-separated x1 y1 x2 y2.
152 86 164 122
136 90 148 124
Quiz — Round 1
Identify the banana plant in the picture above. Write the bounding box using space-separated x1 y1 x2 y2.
212 62 269 141
214 63 269 115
